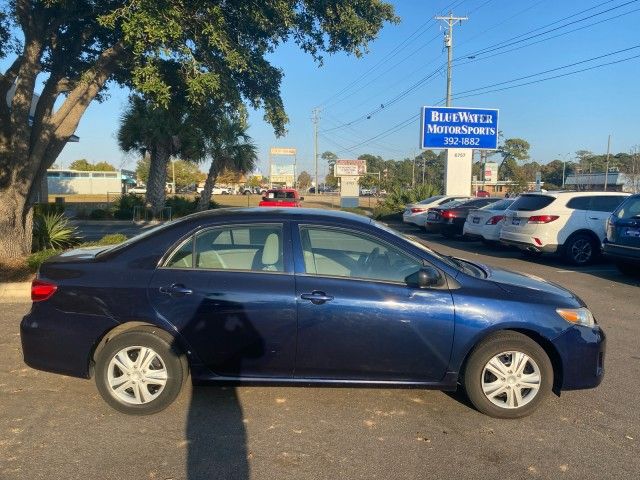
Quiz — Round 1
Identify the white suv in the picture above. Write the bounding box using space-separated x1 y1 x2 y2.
500 191 630 265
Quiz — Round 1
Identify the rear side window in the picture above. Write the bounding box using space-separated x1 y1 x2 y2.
566 197 591 210
509 195 555 211
589 195 627 213
615 197 640 219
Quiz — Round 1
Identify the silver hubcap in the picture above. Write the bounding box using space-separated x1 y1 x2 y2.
481 351 541 409
107 346 168 405
571 239 592 263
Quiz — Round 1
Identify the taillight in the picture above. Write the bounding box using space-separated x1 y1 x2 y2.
441 210 455 219
528 215 559 224
410 208 427 213
31 279 57 302
486 215 505 225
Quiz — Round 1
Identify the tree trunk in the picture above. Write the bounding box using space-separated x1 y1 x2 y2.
145 145 171 217
0 187 33 261
197 159 219 211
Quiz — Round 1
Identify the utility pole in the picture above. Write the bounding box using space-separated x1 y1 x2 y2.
312 108 321 194
604 134 611 191
435 12 468 107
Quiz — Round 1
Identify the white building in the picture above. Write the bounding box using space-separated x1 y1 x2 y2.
47 169 122 195
564 172 639 193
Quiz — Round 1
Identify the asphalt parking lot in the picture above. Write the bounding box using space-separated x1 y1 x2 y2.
1 224 639 480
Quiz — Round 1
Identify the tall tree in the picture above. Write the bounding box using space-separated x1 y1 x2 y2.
297 171 312 189
0 0 396 261
197 115 258 211
117 95 204 212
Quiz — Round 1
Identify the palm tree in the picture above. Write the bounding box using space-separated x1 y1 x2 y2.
117 96 204 215
197 116 258 211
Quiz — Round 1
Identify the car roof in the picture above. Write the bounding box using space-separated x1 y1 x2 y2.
179 207 372 226
522 191 630 198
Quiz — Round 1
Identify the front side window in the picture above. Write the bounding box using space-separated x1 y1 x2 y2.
165 224 284 272
299 226 421 283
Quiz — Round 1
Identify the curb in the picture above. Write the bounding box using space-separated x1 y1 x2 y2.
0 282 32 303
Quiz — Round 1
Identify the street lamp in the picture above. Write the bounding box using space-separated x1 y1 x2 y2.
559 153 570 189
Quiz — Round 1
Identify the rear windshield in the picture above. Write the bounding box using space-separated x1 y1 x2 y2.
266 191 296 199
480 199 514 211
615 196 640 219
509 194 555 211
417 195 444 205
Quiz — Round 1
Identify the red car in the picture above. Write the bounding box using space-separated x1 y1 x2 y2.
258 189 304 207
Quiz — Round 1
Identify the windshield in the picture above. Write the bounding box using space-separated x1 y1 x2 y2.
480 199 514 211
96 220 183 257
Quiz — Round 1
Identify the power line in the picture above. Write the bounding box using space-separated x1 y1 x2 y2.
317 0 467 108
453 5 640 68
321 0 638 133
335 46 640 155
458 0 636 60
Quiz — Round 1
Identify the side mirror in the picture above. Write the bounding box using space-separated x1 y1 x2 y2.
262 197 268 202
406 266 443 288
299 196 304 201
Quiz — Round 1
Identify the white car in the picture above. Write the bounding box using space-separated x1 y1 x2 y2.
463 198 515 243
500 191 630 265
128 185 146 194
196 186 231 195
403 195 471 228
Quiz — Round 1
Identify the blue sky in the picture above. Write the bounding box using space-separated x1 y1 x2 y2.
13 0 640 177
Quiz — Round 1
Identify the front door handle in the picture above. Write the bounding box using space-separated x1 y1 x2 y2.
300 290 334 305
159 283 193 297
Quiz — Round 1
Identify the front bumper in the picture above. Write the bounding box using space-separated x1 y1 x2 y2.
552 325 606 390
20 306 118 379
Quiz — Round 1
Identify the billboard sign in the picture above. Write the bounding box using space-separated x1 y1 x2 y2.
420 106 499 150
270 164 295 176
335 159 367 177
270 147 297 156
483 161 498 185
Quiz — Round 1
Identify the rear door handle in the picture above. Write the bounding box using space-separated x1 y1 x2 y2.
300 290 334 305
159 283 193 297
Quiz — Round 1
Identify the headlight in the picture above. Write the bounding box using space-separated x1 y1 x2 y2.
556 307 595 327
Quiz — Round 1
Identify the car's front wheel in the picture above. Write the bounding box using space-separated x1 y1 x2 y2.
95 329 187 415
463 331 553 419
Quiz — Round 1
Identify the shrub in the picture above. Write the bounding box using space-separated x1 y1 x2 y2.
27 249 61 271
97 233 127 245
32 212 81 251
33 202 65 217
111 194 144 220
165 196 219 218
89 208 110 220
373 184 441 220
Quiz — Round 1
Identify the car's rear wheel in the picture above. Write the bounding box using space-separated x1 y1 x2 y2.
615 261 639 276
564 233 597 265
95 330 187 415
463 331 553 419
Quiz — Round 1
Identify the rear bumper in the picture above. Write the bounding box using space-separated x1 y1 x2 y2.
603 241 640 262
20 306 118 379
500 233 559 253
552 326 606 391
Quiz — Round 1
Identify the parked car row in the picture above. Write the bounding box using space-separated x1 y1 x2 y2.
404 191 639 274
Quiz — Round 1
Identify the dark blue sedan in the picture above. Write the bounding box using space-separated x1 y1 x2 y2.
21 208 605 418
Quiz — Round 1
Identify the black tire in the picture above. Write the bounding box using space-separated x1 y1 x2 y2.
95 329 187 415
521 249 543 260
441 229 456 239
563 233 597 266
615 261 640 276
463 331 553 419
